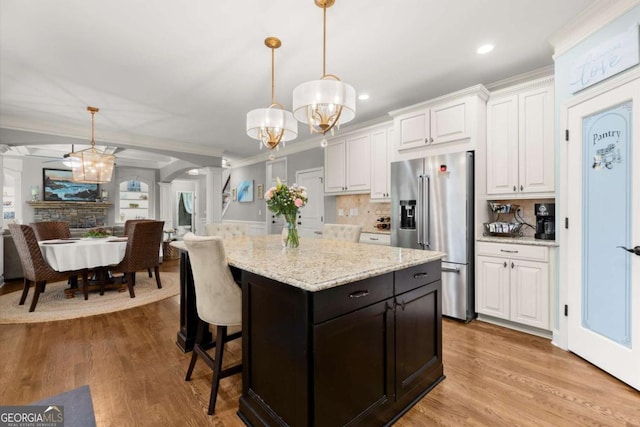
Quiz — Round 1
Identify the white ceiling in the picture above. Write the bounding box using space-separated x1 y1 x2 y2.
0 0 596 166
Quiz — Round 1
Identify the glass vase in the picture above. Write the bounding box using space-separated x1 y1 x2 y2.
281 212 300 248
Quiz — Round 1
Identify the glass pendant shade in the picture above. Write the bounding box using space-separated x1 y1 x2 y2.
292 77 356 133
246 105 298 150
70 149 115 184
69 106 115 184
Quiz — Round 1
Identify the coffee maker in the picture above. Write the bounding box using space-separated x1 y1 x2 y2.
534 203 555 240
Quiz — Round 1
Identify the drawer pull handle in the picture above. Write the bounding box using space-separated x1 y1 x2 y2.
413 272 428 279
369 237 379 241
349 290 369 298
500 249 519 253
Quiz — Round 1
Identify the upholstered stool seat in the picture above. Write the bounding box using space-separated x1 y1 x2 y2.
205 222 249 239
322 224 362 243
183 233 242 415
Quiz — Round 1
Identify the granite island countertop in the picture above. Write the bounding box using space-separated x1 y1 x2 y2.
172 235 445 292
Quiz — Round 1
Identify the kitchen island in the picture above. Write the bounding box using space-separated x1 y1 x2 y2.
173 235 446 426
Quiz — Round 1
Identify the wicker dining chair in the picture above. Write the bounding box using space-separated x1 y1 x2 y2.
30 221 79 288
30 221 72 241
113 220 164 298
124 219 156 277
9 223 89 312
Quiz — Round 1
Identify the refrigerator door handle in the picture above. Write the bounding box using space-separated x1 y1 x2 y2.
423 174 431 249
442 266 460 273
417 175 423 248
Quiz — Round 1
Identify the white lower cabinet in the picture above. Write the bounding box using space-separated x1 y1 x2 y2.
476 241 550 331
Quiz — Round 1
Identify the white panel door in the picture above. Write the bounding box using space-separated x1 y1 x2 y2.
324 139 346 193
510 259 549 329
486 95 518 195
345 133 371 192
430 98 468 144
477 255 510 320
566 77 640 390
370 129 389 200
295 168 324 238
519 85 554 193
398 110 429 150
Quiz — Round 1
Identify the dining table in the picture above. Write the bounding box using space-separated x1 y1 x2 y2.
39 236 128 297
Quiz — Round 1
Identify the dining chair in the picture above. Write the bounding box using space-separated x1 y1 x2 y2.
322 223 362 243
30 221 72 241
183 233 242 415
205 222 249 239
124 219 155 277
113 220 164 298
30 221 78 288
9 223 89 312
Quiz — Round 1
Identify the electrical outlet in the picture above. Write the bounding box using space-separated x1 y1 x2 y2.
338 209 345 216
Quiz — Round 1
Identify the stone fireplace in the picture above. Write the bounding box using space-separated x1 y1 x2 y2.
27 201 112 228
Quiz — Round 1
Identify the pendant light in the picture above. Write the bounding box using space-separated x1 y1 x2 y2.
69 106 115 183
292 0 356 146
246 37 297 151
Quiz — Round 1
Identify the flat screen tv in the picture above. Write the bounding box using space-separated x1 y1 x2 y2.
43 168 99 202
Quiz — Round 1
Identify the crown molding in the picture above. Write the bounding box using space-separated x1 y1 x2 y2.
550 0 640 58
0 119 225 158
485 66 555 92
488 75 555 99
388 84 490 117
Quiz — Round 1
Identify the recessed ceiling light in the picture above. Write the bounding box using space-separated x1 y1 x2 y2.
477 44 494 55
358 94 370 101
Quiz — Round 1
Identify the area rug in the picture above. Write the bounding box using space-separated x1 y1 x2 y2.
30 385 96 427
0 272 179 324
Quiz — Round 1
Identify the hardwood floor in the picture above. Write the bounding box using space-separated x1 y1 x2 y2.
1 260 638 426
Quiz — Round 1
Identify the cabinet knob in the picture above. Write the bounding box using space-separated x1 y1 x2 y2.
520 185 523 191
511 262 515 269
513 185 517 192
424 138 429 144
430 137 434 143
503 261 507 268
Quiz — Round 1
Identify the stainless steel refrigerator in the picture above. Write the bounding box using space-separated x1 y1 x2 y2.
391 151 475 322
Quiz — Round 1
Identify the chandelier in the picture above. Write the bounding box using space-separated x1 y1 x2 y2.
292 0 356 145
69 106 115 183
246 37 297 151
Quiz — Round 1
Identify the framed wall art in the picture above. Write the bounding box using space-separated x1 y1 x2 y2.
43 169 99 202
237 180 254 203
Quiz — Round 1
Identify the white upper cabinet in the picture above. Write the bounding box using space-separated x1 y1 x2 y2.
324 139 347 193
390 85 488 152
324 131 371 194
486 77 555 196
370 127 392 201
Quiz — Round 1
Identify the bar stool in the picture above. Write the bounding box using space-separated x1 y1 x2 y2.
183 232 242 415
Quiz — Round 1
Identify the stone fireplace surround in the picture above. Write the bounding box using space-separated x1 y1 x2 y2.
27 201 112 229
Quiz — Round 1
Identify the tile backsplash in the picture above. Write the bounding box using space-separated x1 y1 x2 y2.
486 198 555 237
335 195 391 234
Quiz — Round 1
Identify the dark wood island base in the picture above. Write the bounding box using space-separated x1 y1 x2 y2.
237 260 444 427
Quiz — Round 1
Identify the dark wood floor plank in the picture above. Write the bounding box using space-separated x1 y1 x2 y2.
1 259 639 426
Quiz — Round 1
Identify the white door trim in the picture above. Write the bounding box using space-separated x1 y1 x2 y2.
557 67 640 350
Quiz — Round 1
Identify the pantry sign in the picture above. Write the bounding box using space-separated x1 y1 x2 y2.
569 25 639 93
